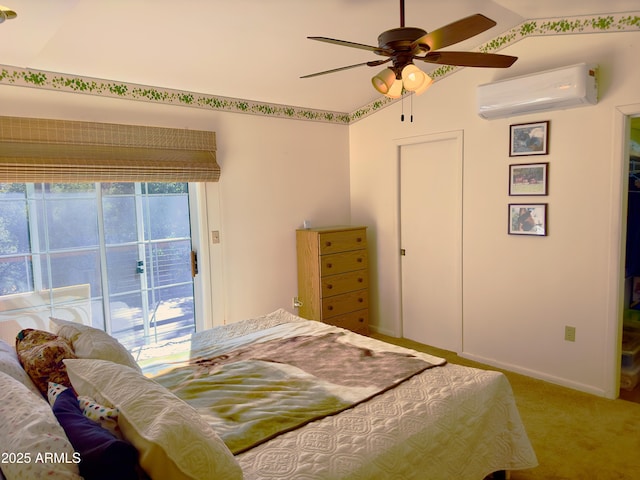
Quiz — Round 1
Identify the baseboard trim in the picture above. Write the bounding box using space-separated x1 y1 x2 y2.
459 352 612 399
368 324 397 337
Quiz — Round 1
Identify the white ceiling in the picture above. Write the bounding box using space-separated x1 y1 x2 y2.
0 0 638 113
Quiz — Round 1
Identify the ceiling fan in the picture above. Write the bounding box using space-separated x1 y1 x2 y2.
301 0 517 98
0 5 18 23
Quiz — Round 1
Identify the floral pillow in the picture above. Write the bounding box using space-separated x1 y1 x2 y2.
0 338 41 396
15 329 77 396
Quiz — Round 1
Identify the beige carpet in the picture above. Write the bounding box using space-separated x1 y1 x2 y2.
372 334 640 480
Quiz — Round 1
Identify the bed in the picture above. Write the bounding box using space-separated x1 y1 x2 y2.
0 307 537 480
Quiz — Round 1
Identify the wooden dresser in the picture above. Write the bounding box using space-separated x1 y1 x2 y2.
296 226 369 335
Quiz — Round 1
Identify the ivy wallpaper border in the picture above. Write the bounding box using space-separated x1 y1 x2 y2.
350 12 640 122
1 12 638 125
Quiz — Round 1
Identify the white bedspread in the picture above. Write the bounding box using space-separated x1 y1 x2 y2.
135 309 537 480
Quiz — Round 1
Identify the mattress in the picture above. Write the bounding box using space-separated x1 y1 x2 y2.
135 309 538 480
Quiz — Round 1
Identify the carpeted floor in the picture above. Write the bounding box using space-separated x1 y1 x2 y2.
372 334 640 480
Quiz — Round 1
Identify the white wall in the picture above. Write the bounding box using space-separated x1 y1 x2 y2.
349 31 640 397
0 87 351 325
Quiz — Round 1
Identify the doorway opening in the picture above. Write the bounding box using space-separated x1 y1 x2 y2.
620 117 640 403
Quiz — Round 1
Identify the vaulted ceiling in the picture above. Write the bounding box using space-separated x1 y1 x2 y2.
0 0 638 113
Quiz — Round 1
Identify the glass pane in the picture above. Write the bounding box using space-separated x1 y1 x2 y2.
0 183 26 194
0 200 30 255
103 196 138 244
143 183 188 195
0 185 33 295
102 183 135 195
44 183 95 196
0 256 34 295
144 195 190 240
110 293 144 349
45 197 99 249
40 250 102 297
148 283 194 343
146 240 192 288
89 299 106 331
106 245 142 294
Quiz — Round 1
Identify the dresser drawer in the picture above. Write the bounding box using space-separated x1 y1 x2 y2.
321 270 368 297
318 229 367 255
324 309 369 335
322 289 368 319
320 250 368 276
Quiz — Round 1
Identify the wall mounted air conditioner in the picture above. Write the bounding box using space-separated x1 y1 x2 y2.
477 63 598 120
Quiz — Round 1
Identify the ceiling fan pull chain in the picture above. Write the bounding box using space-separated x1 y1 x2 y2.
411 93 414 122
401 93 405 122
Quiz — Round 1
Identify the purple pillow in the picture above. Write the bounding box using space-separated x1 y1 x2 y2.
52 388 138 480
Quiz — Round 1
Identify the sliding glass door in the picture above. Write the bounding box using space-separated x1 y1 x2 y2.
0 182 197 348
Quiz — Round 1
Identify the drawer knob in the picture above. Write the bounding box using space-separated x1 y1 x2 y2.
326 241 332 247
328 305 334 311
327 284 333 290
326 263 333 269
356 237 362 242
358 317 364 323
357 257 363 263
358 298 363 303
358 277 363 283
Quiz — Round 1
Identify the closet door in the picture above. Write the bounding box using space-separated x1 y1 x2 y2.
399 132 462 352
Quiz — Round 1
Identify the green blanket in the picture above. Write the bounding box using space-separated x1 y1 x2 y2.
151 332 435 454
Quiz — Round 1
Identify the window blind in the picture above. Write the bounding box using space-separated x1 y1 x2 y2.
0 116 219 182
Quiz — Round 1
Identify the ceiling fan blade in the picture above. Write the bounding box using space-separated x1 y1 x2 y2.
300 59 390 79
367 59 392 67
411 14 497 52
418 51 517 68
308 36 392 55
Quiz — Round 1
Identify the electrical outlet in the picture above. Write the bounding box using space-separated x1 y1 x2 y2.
211 230 220 244
564 326 576 342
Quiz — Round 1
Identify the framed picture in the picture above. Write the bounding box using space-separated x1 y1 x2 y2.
509 121 549 156
508 203 547 236
509 162 549 196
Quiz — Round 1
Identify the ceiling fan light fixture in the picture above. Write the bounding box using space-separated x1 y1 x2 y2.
413 73 434 95
0 5 17 23
384 78 403 99
401 64 428 91
371 68 396 95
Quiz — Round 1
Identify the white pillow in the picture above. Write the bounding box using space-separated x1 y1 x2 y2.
0 372 82 480
50 317 141 372
0 339 41 396
64 358 242 480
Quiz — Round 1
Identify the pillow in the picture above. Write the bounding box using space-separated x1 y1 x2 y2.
51 317 141 372
0 339 41 396
15 329 77 395
64 358 243 480
0 371 82 480
51 387 138 480
48 382 122 439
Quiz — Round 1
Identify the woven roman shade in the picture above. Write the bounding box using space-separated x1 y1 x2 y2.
0 116 219 182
